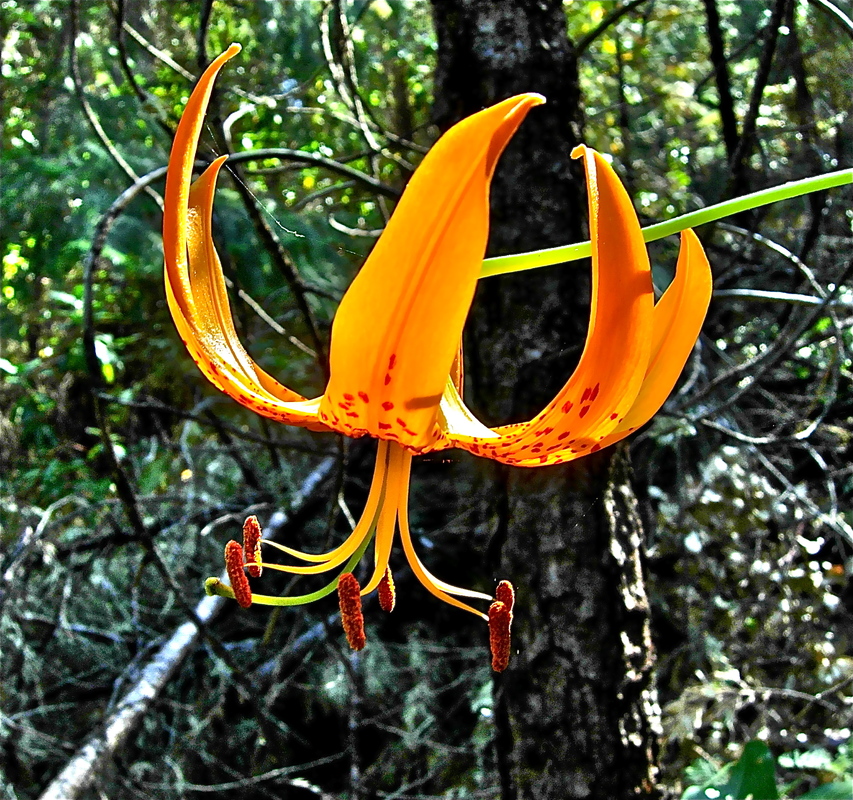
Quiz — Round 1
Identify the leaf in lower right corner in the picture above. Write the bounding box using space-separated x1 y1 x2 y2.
798 780 853 800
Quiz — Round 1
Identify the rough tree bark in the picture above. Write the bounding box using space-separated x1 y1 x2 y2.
430 1 662 798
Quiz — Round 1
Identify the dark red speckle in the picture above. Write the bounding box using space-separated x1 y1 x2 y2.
579 405 590 418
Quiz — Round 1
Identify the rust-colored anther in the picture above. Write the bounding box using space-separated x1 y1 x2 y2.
224 540 252 608
378 567 396 612
496 579 515 612
488 600 512 672
242 515 263 578
338 573 366 651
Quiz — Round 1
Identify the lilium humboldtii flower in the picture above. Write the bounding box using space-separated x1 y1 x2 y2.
164 45 712 670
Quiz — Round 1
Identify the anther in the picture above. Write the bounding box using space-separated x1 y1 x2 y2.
224 540 252 608
242 515 263 578
337 573 366 651
488 600 512 672
496 579 515 612
378 567 396 613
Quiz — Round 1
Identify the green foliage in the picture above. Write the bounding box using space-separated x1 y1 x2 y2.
683 741 853 799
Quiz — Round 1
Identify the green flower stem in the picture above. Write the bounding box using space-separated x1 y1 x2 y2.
204 528 375 607
480 168 853 279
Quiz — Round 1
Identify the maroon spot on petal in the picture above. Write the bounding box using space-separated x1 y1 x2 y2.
343 393 355 401
543 427 554 435
396 418 407 427
378 422 392 430
382 401 394 410
384 373 391 385
358 392 370 403
591 444 601 452
561 400 574 414
388 354 397 370
557 431 571 441
581 387 591 402
580 443 588 449
346 411 359 418
338 402 350 409
609 412 618 420
590 382 600 401
539 456 548 463
579 405 590 418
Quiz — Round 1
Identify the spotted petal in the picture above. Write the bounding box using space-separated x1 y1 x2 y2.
318 94 545 451
443 146 657 465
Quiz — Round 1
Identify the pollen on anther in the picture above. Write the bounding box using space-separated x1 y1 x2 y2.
488 600 512 672
224 540 252 608
496 580 515 611
242 515 263 578
338 573 366 651
378 567 396 612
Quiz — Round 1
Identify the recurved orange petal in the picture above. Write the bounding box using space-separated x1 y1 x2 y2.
317 94 545 451
164 46 325 430
592 228 711 450
447 146 655 465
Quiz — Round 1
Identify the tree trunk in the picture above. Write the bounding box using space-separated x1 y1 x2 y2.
430 1 662 797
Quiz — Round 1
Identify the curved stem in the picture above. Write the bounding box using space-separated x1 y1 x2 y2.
480 169 853 278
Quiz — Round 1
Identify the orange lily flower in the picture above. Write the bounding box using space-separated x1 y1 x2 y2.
164 45 712 663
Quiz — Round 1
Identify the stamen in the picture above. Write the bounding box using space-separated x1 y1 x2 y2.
224 540 253 608
496 579 515 611
242 515 263 577
338 572 366 650
378 567 396 612
488 600 512 672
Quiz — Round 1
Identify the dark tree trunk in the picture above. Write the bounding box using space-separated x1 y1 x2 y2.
430 1 662 797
